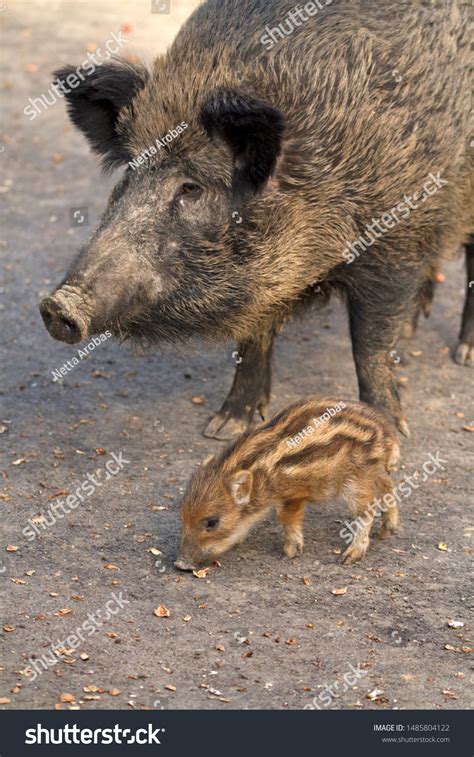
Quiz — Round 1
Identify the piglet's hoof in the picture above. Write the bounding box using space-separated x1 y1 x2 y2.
342 543 367 564
203 412 250 440
283 539 304 559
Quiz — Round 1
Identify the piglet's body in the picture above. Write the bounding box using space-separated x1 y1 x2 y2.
176 397 400 569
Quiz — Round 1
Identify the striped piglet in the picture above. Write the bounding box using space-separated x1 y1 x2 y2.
175 397 400 569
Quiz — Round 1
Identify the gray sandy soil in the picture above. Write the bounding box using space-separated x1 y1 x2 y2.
0 0 472 712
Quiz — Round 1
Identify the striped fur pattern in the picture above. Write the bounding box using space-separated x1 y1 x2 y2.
176 397 400 568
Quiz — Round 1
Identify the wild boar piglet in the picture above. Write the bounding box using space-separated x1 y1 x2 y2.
175 397 400 569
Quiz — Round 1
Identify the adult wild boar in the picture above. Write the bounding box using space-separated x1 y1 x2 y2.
40 0 473 439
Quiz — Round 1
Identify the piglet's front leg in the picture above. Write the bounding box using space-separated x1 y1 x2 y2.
277 499 307 558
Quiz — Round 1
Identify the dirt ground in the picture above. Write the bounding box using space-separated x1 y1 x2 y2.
0 1 472 712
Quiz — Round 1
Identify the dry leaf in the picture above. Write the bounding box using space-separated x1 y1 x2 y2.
193 568 210 579
191 396 205 405
60 693 75 703
55 608 72 617
164 684 176 691
438 542 448 551
331 587 348 596
103 563 120 571
6 545 19 552
79 653 89 661
0 698 11 705
302 576 311 586
148 548 162 556
109 688 121 696
448 620 464 629
442 689 457 699
3 625 15 633
366 688 384 701
154 605 170 618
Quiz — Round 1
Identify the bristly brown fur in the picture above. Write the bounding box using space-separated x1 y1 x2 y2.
43 0 473 441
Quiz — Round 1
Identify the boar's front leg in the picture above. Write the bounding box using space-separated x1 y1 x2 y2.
348 287 411 437
454 241 474 366
203 334 274 440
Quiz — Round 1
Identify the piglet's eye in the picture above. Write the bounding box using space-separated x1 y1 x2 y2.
175 183 203 202
204 516 220 531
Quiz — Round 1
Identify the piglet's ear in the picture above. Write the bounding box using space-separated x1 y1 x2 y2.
53 60 149 171
229 470 253 506
200 88 285 202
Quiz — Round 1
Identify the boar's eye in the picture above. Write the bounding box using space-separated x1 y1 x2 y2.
204 516 220 531
174 182 203 203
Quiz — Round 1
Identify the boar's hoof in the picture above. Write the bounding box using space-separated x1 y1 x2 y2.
454 341 474 367
396 416 410 438
203 412 250 440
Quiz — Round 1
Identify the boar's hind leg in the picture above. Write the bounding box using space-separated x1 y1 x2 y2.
203 335 274 440
454 242 474 367
348 288 411 437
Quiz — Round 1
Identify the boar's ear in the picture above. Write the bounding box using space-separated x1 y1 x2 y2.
229 470 253 507
53 60 149 171
200 88 285 202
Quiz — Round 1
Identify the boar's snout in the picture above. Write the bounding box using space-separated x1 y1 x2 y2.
39 291 89 345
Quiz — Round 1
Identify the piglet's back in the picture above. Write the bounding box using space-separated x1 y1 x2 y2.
215 397 400 478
